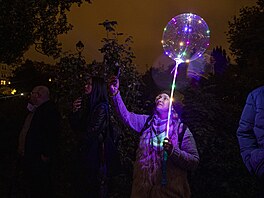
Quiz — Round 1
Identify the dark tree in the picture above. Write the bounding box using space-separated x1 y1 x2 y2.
211 46 230 75
9 60 50 93
227 0 264 67
0 0 91 64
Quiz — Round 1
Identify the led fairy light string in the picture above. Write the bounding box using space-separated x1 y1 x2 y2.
165 59 183 138
162 59 182 186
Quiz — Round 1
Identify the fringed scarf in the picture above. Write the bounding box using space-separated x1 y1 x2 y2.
138 114 179 186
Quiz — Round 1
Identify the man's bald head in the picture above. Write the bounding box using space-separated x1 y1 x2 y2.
30 86 50 106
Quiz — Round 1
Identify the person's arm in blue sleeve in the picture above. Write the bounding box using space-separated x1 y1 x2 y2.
237 92 258 174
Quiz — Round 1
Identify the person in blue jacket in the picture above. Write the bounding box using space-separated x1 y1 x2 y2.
237 85 264 196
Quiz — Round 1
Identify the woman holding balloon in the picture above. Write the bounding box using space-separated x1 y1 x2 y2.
109 77 199 198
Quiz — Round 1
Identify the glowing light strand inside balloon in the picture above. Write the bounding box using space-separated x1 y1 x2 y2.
166 59 182 138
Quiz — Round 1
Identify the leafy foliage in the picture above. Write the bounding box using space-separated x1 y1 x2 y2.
9 59 51 93
211 46 230 75
98 20 143 195
181 80 257 197
227 0 264 66
0 0 91 64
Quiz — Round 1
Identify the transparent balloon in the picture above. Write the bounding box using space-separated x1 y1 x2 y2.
162 13 210 63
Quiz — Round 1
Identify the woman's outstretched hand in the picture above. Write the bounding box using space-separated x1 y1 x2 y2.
108 76 119 96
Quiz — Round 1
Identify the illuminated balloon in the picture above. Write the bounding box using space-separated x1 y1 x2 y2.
162 13 210 63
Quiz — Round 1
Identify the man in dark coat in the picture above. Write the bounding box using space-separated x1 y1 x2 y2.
18 85 61 198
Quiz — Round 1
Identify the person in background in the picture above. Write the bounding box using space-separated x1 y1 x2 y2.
18 85 61 198
109 77 199 198
69 76 113 198
237 85 264 197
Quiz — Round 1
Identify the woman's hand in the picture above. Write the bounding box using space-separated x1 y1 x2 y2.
73 97 82 112
163 137 174 156
108 76 119 96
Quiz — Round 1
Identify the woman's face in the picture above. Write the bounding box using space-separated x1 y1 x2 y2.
84 78 92 95
155 93 170 115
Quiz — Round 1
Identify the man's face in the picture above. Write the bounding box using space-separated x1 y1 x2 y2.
29 88 40 105
155 93 170 114
84 78 92 95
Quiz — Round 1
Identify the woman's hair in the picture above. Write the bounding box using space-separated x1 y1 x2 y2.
89 76 108 111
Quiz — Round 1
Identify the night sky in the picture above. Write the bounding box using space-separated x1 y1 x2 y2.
26 0 256 73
